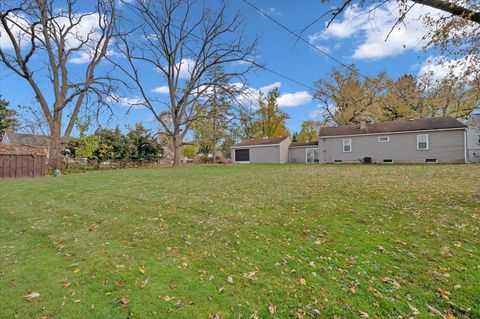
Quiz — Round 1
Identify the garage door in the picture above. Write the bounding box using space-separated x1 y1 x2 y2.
235 149 250 162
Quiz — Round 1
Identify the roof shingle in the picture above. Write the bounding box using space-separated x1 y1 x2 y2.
290 141 318 147
319 117 466 137
232 136 288 147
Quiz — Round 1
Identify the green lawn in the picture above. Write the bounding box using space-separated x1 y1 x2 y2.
1 164 479 318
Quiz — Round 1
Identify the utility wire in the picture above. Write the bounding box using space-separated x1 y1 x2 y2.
241 0 374 83
253 62 316 91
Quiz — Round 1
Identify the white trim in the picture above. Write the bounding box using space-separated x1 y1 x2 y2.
319 127 465 139
377 136 389 143
231 143 280 149
235 161 250 164
416 134 429 151
343 138 352 153
289 144 318 148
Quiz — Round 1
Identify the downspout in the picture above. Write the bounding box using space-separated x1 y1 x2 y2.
464 129 468 163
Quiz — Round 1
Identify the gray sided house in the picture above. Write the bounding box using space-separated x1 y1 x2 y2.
466 114 480 162
232 117 468 164
318 117 467 164
231 136 291 164
289 141 319 163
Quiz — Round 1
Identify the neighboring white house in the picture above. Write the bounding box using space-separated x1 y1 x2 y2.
232 117 468 164
466 113 480 162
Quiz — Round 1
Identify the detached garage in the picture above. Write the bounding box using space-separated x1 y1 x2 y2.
231 136 291 164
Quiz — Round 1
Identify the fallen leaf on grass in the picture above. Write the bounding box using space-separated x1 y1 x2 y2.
427 305 447 318
114 297 129 305
115 280 124 287
298 278 306 286
138 266 145 274
24 292 40 300
227 276 234 283
359 311 369 318
268 303 277 314
141 277 149 288
243 271 258 280
163 295 175 302
437 288 451 300
408 303 420 315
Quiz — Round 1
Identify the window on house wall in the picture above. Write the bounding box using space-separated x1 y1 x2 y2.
417 134 429 150
343 139 352 152
306 148 319 163
378 136 389 143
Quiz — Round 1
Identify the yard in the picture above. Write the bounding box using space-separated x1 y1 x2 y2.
1 164 479 318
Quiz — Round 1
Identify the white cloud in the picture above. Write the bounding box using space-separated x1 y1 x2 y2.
0 11 109 64
309 2 447 60
0 14 30 50
278 91 312 107
155 58 196 79
260 82 281 93
418 55 478 80
107 94 145 108
236 82 311 108
260 7 282 17
152 85 170 94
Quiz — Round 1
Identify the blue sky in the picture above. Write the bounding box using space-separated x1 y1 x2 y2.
0 0 453 136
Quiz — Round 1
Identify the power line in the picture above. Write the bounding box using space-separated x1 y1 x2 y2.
241 0 373 83
253 63 316 91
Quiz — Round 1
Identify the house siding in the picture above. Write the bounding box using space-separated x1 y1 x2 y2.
318 129 466 163
289 147 307 163
466 126 480 163
232 145 280 163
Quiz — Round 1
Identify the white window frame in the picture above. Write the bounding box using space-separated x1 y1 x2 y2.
417 134 429 151
343 138 352 153
306 148 319 164
378 136 389 143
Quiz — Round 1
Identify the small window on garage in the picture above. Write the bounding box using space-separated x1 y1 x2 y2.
235 149 250 162
383 159 393 163
343 138 352 152
378 136 389 143
417 134 429 150
425 158 437 163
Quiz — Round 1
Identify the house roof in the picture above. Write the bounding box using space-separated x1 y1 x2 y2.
290 141 318 147
2 132 51 147
232 136 289 147
319 117 467 137
0 144 47 156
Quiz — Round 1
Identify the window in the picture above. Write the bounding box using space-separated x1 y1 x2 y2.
334 159 342 163
378 136 389 143
426 158 438 163
383 159 393 163
343 139 352 152
306 148 319 164
477 134 480 144
417 134 429 150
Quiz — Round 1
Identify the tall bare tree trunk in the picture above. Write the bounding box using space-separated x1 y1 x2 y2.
48 122 64 169
172 133 183 166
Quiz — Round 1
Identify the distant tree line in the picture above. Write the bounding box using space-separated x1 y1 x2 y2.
64 123 162 167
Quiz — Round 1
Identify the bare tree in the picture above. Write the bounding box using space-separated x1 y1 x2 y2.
112 0 257 166
0 0 116 168
302 0 479 77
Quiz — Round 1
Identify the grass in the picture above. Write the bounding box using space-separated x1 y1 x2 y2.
1 164 479 318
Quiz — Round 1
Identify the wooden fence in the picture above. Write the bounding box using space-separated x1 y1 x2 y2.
0 144 47 179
